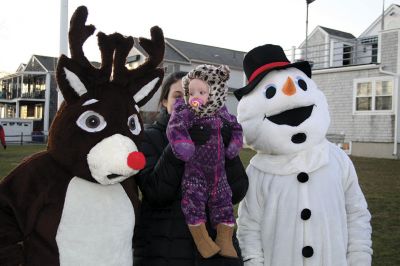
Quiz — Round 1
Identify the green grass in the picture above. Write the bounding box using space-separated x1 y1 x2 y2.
0 144 46 179
0 146 399 265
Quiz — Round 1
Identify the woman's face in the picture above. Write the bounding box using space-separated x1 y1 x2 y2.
163 79 184 114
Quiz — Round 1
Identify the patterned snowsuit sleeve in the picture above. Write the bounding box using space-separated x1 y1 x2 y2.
219 105 243 159
166 98 195 162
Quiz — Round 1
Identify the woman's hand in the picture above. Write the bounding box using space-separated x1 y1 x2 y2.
221 122 232 147
188 124 211 145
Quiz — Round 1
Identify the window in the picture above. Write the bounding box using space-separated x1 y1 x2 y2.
354 77 394 113
35 104 43 119
343 45 353 66
20 106 28 118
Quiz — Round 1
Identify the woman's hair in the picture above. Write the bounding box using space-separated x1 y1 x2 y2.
158 71 188 108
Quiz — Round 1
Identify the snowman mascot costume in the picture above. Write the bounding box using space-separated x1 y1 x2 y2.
235 44 372 266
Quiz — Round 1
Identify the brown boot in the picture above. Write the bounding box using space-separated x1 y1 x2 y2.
188 223 221 258
215 223 238 258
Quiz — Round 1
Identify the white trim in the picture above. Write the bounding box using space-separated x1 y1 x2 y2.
324 34 330 68
44 73 51 132
15 101 20 118
298 26 328 48
32 55 50 72
314 64 379 74
378 31 382 64
359 4 400 37
165 40 191 62
352 76 395 115
0 98 46 104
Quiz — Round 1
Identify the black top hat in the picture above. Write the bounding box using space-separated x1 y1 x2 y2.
234 44 311 100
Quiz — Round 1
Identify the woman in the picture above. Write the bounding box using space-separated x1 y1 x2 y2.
134 71 249 266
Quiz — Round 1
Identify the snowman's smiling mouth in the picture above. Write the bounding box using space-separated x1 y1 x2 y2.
264 105 315 126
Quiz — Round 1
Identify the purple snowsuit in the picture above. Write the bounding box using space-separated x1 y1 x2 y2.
167 98 243 227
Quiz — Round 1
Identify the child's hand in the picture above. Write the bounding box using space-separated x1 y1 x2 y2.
188 125 210 145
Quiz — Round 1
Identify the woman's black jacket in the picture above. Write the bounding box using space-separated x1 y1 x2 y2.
134 110 249 266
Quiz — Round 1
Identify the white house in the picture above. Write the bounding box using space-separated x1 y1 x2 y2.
0 55 59 135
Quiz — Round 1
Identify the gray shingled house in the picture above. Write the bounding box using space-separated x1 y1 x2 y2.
287 4 400 159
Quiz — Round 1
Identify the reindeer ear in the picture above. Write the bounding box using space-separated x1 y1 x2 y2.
133 68 164 107
56 55 88 103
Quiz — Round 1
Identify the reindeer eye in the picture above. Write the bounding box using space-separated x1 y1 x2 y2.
76 111 107 132
86 115 100 128
127 114 141 135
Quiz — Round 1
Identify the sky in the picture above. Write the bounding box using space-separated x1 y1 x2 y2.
0 0 399 73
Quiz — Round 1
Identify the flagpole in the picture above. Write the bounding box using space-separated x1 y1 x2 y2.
305 0 316 61
58 0 68 109
381 0 385 31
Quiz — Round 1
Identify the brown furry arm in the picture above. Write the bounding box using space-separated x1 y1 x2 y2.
0 172 28 265
0 152 58 265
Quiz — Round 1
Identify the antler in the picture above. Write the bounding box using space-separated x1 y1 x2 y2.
137 26 165 71
68 6 115 83
112 26 165 84
68 6 96 68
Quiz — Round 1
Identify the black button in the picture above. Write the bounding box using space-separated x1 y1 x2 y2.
302 246 314 258
297 172 309 183
301 209 311 220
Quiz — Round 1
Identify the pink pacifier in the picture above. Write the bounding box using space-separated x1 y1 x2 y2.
189 98 204 108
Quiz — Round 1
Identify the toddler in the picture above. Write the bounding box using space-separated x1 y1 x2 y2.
166 64 243 258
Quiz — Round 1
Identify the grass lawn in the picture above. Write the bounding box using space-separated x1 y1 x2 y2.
0 144 46 179
0 145 399 265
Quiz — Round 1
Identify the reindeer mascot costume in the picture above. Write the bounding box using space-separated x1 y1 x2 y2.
0 6 164 266
235 44 372 266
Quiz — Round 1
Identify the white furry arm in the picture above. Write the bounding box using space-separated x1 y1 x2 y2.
237 166 264 266
344 157 372 266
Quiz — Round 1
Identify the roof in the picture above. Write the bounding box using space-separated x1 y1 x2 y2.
164 43 190 63
166 38 245 68
33 55 58 71
132 37 245 68
319 26 355 39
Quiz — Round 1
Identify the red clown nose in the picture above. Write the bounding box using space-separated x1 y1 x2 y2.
127 151 146 170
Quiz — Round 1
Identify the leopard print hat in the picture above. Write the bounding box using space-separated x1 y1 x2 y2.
182 64 230 117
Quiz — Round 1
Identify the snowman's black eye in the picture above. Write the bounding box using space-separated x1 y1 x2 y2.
298 79 308 91
265 85 276 99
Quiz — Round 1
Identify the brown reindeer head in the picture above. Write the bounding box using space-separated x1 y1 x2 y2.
48 6 164 185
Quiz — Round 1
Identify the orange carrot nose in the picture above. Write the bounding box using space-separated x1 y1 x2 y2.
282 77 296 96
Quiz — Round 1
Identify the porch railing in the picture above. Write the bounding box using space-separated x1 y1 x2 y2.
285 36 378 70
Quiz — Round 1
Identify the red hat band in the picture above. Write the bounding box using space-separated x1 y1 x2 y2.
248 61 290 83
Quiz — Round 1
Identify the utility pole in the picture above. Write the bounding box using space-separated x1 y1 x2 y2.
305 0 316 61
58 0 68 109
381 0 385 31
